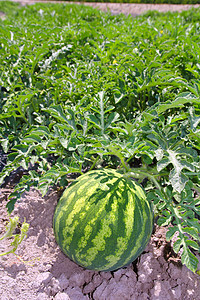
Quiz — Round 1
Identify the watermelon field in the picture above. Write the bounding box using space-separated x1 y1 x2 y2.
0 1 200 298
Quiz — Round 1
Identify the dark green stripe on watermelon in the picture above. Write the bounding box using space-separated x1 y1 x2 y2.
53 169 153 271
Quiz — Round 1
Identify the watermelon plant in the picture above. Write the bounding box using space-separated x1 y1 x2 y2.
0 2 199 273
0 216 29 257
53 169 153 271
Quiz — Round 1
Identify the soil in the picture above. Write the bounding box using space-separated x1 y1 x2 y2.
0 187 200 300
8 0 200 16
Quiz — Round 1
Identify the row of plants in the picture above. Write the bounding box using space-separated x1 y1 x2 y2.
0 1 199 273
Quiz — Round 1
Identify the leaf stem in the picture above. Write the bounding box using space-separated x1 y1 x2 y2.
89 156 100 171
120 157 130 172
192 183 200 194
125 169 162 191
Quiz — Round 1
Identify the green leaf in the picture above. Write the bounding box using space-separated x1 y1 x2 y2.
29 126 50 137
180 160 195 172
174 92 200 106
177 147 197 158
169 169 188 193
114 92 125 104
147 132 167 150
22 133 41 143
145 92 200 118
66 109 76 131
1 138 9 153
181 245 198 273
88 114 101 129
173 239 182 254
185 240 200 251
155 148 164 161
189 107 200 131
183 227 200 241
6 198 18 214
38 182 50 197
157 213 172 226
43 105 76 130
166 226 178 241
59 137 69 149
157 157 170 172
186 218 200 232
104 112 120 131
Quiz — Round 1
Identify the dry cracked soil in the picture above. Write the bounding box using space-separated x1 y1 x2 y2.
0 187 200 300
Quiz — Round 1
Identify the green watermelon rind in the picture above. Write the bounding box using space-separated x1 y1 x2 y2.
53 169 153 271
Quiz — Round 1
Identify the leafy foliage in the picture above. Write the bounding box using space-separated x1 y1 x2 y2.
0 216 29 256
0 1 200 273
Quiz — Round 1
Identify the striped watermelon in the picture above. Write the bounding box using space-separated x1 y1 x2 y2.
53 169 153 271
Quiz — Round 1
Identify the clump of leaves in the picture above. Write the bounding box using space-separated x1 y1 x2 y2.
0 2 199 273
0 216 29 257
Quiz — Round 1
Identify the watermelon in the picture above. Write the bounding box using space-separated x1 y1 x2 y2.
53 169 153 271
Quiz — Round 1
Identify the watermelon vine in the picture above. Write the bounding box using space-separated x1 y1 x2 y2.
0 2 199 273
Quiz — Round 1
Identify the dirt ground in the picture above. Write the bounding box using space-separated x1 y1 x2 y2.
10 0 200 16
71 2 200 16
0 187 200 300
